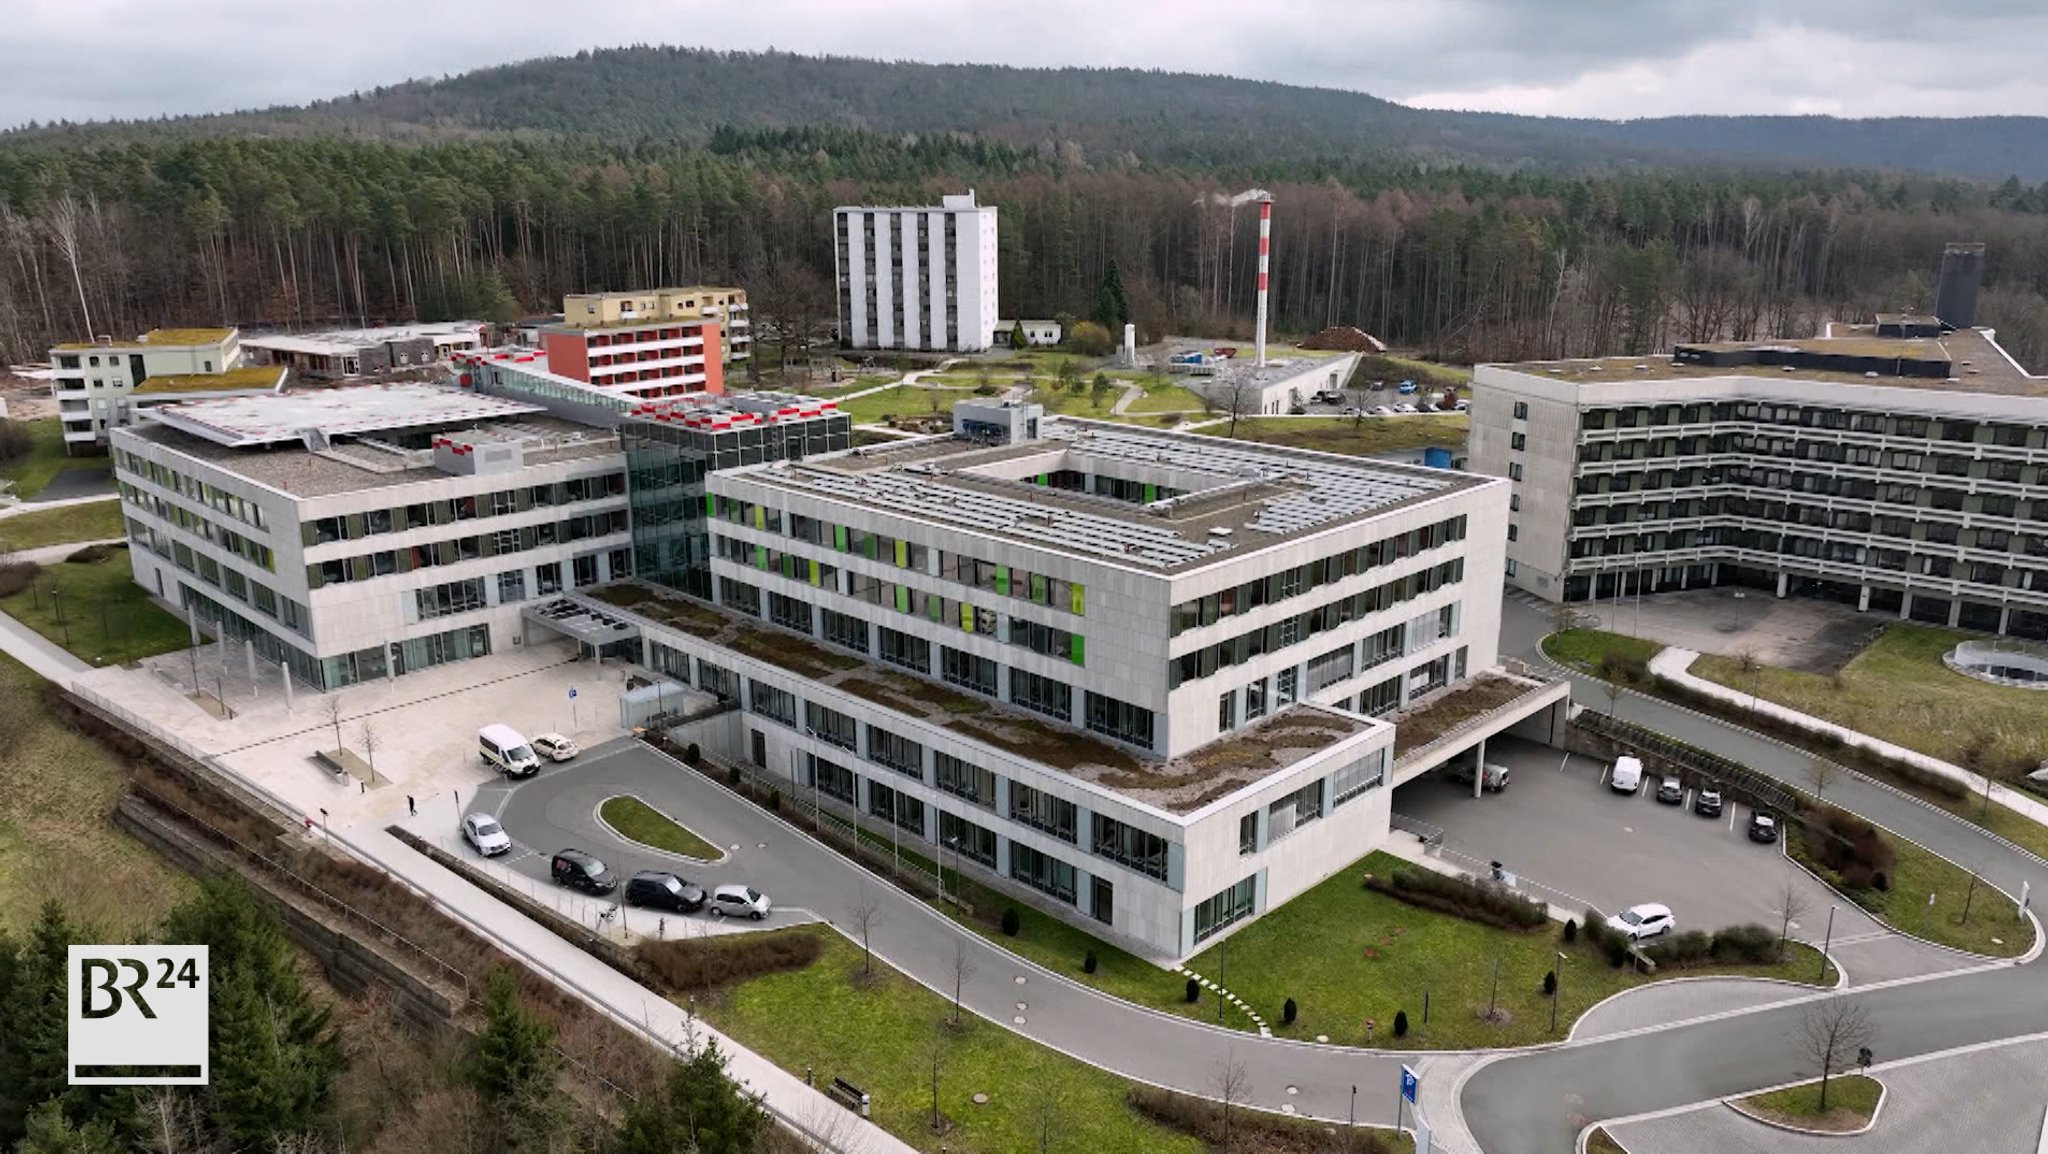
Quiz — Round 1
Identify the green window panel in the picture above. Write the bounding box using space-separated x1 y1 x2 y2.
927 595 942 621
752 505 765 530
1069 635 1085 666
959 602 974 631
1071 583 1086 615
703 493 717 517
808 559 821 586
895 585 911 614
995 565 1010 596
1030 573 1047 603
894 538 908 567
1143 483 1156 503
755 548 768 570
833 524 847 551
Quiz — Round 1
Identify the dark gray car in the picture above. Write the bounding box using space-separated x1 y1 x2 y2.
625 871 706 913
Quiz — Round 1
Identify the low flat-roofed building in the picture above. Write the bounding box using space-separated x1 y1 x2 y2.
49 327 245 452
241 322 486 378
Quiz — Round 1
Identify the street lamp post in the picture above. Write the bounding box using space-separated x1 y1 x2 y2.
1550 951 1566 1033
1820 903 1839 983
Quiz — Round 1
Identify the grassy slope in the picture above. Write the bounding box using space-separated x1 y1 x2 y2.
835 385 958 425
697 927 1205 1154
1542 628 1664 673
1735 1074 1881 1129
0 653 193 935
1691 624 2045 774
0 419 108 500
0 498 125 550
1790 820 2030 957
598 795 722 861
0 548 191 665
1195 415 1468 456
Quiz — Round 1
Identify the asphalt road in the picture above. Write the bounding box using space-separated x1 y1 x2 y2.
1460 599 2048 1152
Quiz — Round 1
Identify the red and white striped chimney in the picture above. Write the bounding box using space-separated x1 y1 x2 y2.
1255 198 1272 368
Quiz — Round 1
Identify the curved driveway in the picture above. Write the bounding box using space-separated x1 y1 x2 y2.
483 597 2048 1152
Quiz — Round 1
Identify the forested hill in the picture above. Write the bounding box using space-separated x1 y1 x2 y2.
9 46 2048 181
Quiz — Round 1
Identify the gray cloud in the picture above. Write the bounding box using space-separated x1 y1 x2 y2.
6 0 2048 129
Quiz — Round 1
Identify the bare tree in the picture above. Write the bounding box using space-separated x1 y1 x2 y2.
949 935 977 1026
1211 1050 1252 1154
322 696 347 757
1549 599 1581 640
1736 647 1763 708
1958 732 1997 819
849 883 883 979
922 1020 949 1133
1796 997 1874 1112
1213 375 1259 437
750 260 832 379
1028 1058 1065 1154
1777 873 1808 954
358 719 381 780
1807 755 1841 801
46 194 94 337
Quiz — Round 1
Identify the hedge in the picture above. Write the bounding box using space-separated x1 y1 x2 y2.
1364 866 1548 931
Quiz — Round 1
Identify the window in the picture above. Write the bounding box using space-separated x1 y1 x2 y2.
1510 432 1527 451
1092 813 1168 881
1084 691 1156 749
1008 782 1077 843
1193 876 1256 944
1241 679 1267 723
416 578 486 620
1306 643 1356 693
1512 401 1529 419
1238 812 1259 856
1009 843 1077 904
934 751 996 809
941 646 999 696
719 577 761 617
1330 750 1388 807
820 608 869 653
1275 667 1298 705
866 780 925 836
1508 462 1523 481
804 702 859 751
748 680 798 727
939 811 997 868
878 626 930 673
768 591 812 634
1507 523 1519 542
1266 780 1324 842
806 754 856 803
496 569 527 604
867 725 924 779
1218 691 1237 732
1008 668 1072 722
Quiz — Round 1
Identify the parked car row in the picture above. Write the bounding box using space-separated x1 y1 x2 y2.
1606 755 1780 844
548 850 773 919
479 723 578 779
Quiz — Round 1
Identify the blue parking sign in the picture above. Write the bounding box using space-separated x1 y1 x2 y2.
568 687 578 699
1400 1065 1418 1104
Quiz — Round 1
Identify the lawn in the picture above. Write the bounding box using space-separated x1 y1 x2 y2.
1733 1074 1881 1132
947 876 1194 1018
0 653 194 935
0 547 192 666
695 927 1209 1154
1584 1128 1629 1154
599 795 722 860
1121 383 1210 414
1690 624 2047 781
1541 628 1665 678
834 385 958 426
1789 819 2032 958
1173 852 1825 1049
0 497 126 551
0 419 108 500
1195 415 1468 457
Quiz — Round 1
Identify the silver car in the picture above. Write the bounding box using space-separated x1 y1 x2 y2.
461 812 512 856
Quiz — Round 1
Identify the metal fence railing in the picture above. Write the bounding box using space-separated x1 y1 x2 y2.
1575 708 1802 817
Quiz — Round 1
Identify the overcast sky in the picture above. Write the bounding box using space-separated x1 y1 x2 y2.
9 0 2048 129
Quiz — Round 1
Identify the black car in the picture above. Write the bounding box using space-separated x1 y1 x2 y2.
1694 788 1724 818
1655 777 1685 805
1748 812 1780 844
550 849 618 894
625 871 707 913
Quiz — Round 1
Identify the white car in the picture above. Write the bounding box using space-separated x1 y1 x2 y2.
1392 403 1419 414
462 812 512 857
531 733 579 762
710 884 772 921
1369 405 1395 416
1453 399 1470 412
1606 902 1675 941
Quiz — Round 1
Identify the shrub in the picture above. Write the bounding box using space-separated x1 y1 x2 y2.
65 543 117 564
1083 950 1098 974
1128 1087 1399 1154
1808 806 1894 889
1581 908 1611 952
1363 867 1548 931
1605 939 1630 968
1873 870 1889 892
1000 907 1020 937
1542 970 1557 996
768 788 782 813
1709 923 1781 965
1282 997 1297 1025
1562 918 1579 944
1393 1010 1409 1038
636 928 822 992
1184 977 1201 1004
1643 930 1714 968
0 561 41 599
683 742 701 765
726 765 742 787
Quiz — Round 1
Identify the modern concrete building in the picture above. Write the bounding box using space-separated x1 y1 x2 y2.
1471 321 2048 641
241 322 486 378
110 384 635 690
835 191 999 353
48 328 254 451
543 403 1566 958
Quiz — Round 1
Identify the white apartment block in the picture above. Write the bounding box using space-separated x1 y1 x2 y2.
49 328 254 451
110 385 633 691
563 404 1566 958
835 191 999 353
1471 323 2048 641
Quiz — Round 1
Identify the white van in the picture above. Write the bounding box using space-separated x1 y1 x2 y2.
480 724 541 778
1609 755 1644 795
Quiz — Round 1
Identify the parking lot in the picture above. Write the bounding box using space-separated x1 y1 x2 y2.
1392 736 1973 984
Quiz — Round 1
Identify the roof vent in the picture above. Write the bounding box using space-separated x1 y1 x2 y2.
1208 527 1234 538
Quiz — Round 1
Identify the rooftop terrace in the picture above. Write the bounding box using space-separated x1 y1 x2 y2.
586 582 1375 814
133 365 287 396
55 327 235 351
1490 326 2043 397
731 418 1475 572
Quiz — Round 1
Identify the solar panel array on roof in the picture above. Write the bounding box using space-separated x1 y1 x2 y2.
1050 425 1448 534
781 463 1221 568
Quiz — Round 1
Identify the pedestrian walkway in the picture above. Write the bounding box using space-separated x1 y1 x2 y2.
0 602 87 681
0 491 117 519
1168 962 1270 1036
1648 647 2048 830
